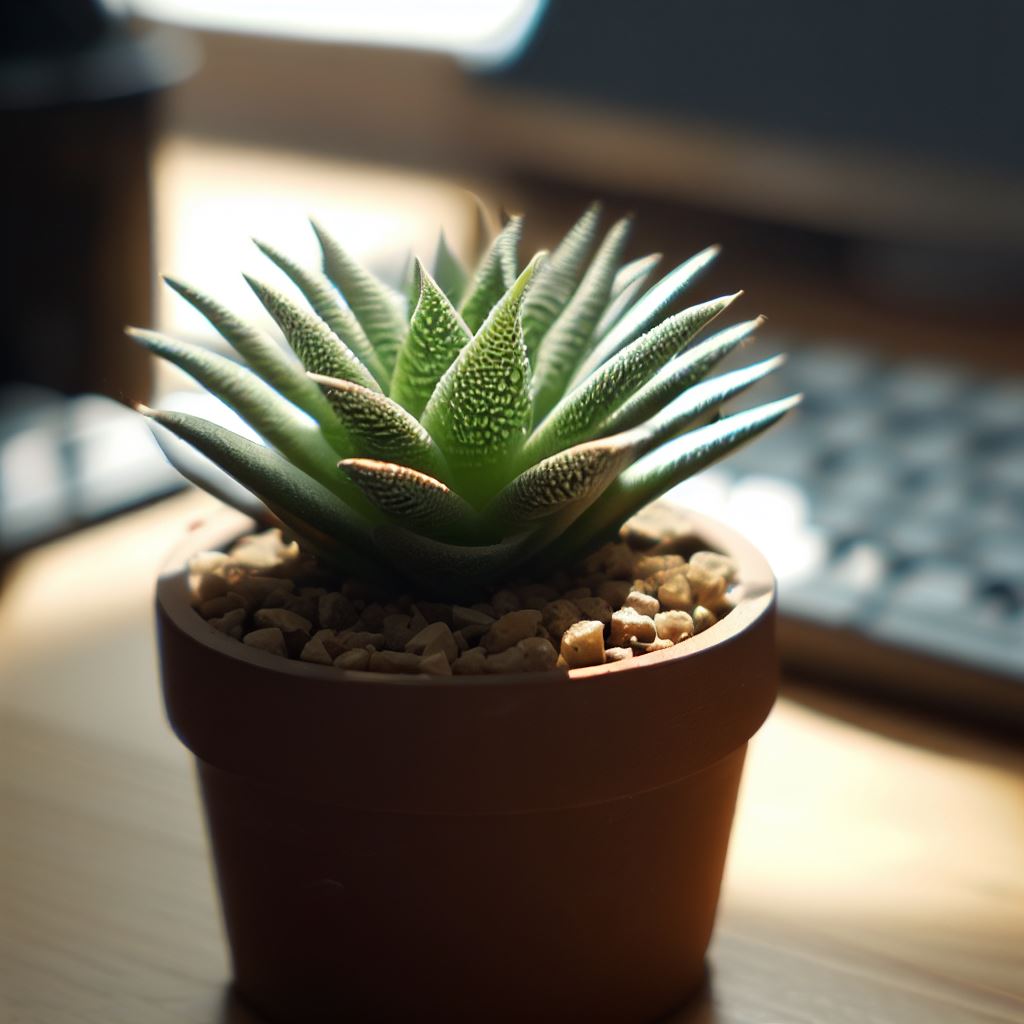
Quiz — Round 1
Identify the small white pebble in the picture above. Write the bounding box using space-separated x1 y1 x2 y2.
299 635 332 665
604 646 634 663
187 551 231 576
334 648 370 671
624 590 660 617
485 647 528 674
559 620 606 668
491 589 521 616
482 609 543 653
517 636 559 672
609 608 657 646
254 607 312 633
418 650 453 676
685 564 727 606
656 578 692 611
655 610 694 643
242 627 287 657
452 605 495 629
596 579 632 608
453 647 489 675
406 621 458 663
575 596 613 625
209 607 247 639
692 605 718 633
690 550 737 583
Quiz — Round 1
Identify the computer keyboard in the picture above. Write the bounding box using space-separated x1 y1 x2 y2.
669 340 1024 728
3 342 1022 727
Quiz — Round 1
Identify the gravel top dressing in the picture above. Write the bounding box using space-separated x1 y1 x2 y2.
188 518 739 678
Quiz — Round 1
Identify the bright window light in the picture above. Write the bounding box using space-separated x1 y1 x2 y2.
117 0 546 66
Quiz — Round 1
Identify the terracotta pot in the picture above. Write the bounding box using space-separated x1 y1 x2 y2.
156 508 777 1024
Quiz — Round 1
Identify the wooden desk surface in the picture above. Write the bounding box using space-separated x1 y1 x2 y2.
3 491 1023 1023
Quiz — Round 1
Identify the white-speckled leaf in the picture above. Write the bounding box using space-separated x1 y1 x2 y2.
313 220 408 377
485 432 640 530
162 275 347 451
552 395 802 562
339 459 476 540
521 202 601 358
126 328 344 492
569 245 720 386
254 240 387 387
523 293 739 465
309 372 446 478
421 255 540 504
458 215 523 334
597 317 764 437
246 276 381 394
531 216 632 420
145 409 379 576
389 261 473 418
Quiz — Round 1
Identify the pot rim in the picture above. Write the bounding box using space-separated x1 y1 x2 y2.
158 503 776 689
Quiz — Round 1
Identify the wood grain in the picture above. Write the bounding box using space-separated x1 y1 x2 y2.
2 491 1023 1023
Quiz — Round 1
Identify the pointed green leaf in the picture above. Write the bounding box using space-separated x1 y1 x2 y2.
254 240 387 387
313 220 408 376
245 275 381 394
309 372 446 478
400 252 419 319
433 230 468 305
552 395 802 562
597 317 764 437
523 293 739 465
485 431 640 531
521 201 602 358
635 354 787 455
531 216 633 420
162 275 348 451
593 253 661 341
421 256 541 504
458 215 523 333
569 244 720 386
144 408 379 578
373 525 538 598
389 260 473 418
339 459 476 540
126 328 347 493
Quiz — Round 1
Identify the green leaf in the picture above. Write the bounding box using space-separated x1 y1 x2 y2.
144 408 379 578
552 395 802 561
126 328 346 493
521 201 602 358
313 220 408 377
523 293 739 466
373 525 537 597
433 230 468 306
530 216 632 421
597 317 764 436
593 253 661 341
309 372 447 478
458 215 523 333
421 255 540 505
569 244 720 386
635 354 786 455
162 275 347 451
485 431 641 531
339 459 477 540
389 260 473 418
253 240 387 387
245 275 381 394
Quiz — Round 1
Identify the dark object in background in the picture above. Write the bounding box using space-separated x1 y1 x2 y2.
0 1 196 402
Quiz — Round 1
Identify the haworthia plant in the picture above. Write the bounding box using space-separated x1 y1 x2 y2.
134 205 799 594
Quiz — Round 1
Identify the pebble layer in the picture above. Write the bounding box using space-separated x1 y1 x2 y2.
188 528 738 677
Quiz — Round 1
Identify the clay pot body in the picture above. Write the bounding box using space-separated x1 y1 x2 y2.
156 510 777 1024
